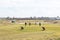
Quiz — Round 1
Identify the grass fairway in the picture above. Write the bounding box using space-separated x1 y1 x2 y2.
0 23 60 40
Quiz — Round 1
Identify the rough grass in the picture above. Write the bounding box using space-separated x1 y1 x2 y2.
0 23 60 40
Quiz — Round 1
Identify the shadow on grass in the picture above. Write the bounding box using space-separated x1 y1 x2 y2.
56 38 60 40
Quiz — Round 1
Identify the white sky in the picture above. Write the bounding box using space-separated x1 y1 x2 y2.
0 0 60 17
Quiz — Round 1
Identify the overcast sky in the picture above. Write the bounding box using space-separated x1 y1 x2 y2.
0 0 60 17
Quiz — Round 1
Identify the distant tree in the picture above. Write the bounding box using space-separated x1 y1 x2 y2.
13 17 15 20
57 16 59 18
11 20 15 23
6 16 10 20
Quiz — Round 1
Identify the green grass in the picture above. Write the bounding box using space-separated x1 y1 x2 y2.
0 23 60 40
